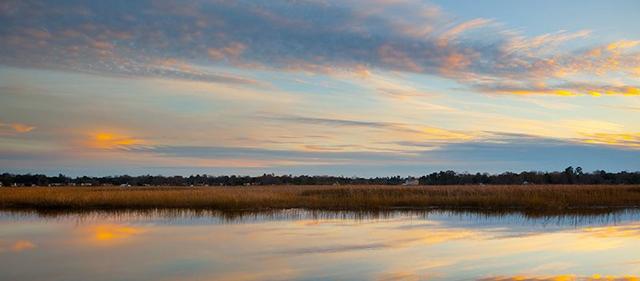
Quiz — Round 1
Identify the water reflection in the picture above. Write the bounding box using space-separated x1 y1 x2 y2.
4 208 640 225
479 275 640 281
88 224 146 243
3 240 36 252
1 209 639 281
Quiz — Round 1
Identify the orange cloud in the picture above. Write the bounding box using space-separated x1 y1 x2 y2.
11 123 35 133
480 275 639 281
481 84 640 97
0 122 35 134
581 132 640 148
606 40 640 51
89 132 145 149
440 51 476 77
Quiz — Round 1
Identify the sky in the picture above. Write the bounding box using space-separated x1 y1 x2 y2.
0 0 639 176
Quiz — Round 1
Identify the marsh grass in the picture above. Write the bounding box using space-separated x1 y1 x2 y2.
1 185 640 212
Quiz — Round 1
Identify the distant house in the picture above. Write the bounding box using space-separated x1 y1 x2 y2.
403 179 419 186
120 184 131 188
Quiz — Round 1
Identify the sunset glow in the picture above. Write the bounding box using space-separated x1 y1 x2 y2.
0 0 639 176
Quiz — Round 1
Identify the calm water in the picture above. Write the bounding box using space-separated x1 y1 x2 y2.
1 209 640 281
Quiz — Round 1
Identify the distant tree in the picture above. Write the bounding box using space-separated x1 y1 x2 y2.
1 168 639 187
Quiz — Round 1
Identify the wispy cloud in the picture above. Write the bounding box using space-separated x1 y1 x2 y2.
0 121 34 135
273 115 409 131
474 83 640 96
270 115 474 141
1 1 638 95
478 275 638 281
580 132 640 148
87 132 148 150
115 133 640 174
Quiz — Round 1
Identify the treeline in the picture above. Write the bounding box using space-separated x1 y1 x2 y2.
1 167 640 187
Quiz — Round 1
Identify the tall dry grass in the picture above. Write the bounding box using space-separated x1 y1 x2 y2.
1 185 640 211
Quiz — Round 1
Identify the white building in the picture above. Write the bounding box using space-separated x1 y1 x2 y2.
403 179 419 186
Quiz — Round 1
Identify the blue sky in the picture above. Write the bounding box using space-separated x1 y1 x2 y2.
0 0 639 176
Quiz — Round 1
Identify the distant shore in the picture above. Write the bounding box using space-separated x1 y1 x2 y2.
2 185 640 213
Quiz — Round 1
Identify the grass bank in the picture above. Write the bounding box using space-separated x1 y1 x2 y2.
1 185 640 212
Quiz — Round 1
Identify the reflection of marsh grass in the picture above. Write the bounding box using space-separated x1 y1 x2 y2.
1 185 640 212
3 208 640 229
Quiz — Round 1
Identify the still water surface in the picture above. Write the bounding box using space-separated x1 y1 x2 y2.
1 209 639 281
